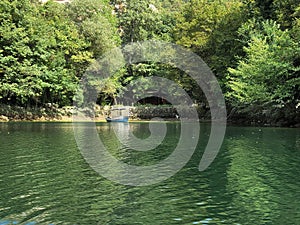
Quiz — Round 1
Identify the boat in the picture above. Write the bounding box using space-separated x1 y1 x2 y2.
106 116 129 122
106 106 129 122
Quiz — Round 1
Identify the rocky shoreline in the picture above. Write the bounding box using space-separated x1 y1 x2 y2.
0 104 74 122
0 104 207 122
0 104 299 127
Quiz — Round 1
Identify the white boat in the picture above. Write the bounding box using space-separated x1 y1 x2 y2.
106 107 129 122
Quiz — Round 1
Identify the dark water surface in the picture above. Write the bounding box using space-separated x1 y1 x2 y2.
0 122 299 225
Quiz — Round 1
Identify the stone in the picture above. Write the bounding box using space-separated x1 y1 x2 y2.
0 115 9 122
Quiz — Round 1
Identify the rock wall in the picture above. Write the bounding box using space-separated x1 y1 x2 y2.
94 105 209 120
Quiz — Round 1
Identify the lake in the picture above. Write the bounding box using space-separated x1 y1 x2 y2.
0 122 299 225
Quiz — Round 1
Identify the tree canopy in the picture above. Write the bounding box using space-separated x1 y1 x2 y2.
0 0 299 124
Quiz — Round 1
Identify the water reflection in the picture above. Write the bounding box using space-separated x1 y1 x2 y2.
224 127 300 224
108 122 167 151
0 123 299 224
97 122 179 165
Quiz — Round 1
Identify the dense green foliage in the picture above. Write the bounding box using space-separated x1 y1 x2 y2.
227 20 299 108
0 0 299 124
0 0 118 106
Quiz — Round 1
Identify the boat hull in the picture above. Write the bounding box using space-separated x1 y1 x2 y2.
106 116 129 122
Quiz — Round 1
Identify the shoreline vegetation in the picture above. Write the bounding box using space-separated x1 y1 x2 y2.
0 0 299 127
0 104 299 128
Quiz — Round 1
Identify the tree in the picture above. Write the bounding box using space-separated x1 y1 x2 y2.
113 0 174 43
0 0 90 106
241 0 300 28
226 20 300 112
67 0 120 58
269 0 299 28
103 0 182 106
174 0 246 76
205 0 247 79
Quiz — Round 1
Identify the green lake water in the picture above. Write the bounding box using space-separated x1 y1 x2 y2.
0 122 299 225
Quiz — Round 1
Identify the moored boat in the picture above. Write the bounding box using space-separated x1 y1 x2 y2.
106 116 129 122
105 106 129 122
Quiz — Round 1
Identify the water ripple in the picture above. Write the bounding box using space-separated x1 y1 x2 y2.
0 123 299 224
